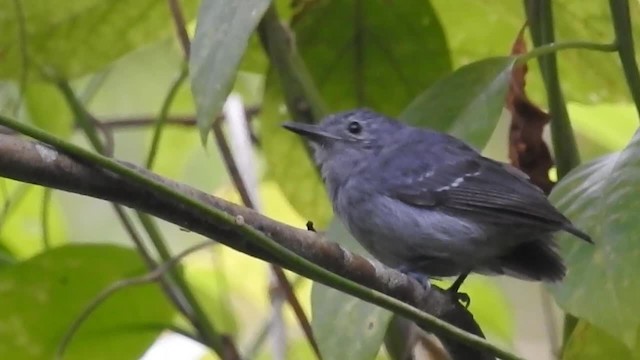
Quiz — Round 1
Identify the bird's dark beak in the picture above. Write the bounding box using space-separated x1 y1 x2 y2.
282 122 340 142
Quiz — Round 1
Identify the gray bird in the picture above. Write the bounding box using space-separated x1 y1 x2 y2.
283 109 591 293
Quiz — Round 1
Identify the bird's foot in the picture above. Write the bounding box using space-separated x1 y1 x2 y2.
446 288 471 308
395 266 431 289
446 272 471 308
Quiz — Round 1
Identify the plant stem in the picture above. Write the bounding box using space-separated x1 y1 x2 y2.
56 81 104 153
525 0 580 178
609 0 640 120
518 41 616 63
146 65 189 169
258 5 328 124
0 113 524 360
525 0 583 350
57 82 227 356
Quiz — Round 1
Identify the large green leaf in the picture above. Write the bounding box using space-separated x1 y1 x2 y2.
293 0 452 115
190 0 272 141
261 72 333 228
0 244 175 360
400 57 515 149
563 321 635 360
430 0 639 104
311 220 393 360
549 128 640 349
0 0 199 80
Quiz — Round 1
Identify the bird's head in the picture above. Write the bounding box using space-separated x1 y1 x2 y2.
282 108 404 169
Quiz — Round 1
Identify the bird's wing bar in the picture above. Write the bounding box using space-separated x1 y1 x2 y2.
389 157 572 230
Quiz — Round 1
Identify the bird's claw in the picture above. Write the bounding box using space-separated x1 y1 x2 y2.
447 288 471 308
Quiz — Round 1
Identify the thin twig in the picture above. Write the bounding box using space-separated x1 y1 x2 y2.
55 241 214 360
56 82 217 354
41 188 52 249
167 0 191 58
609 0 640 120
163 3 239 357
212 119 322 359
146 65 189 169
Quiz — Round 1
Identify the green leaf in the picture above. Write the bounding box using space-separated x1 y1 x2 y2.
190 0 272 142
0 242 16 268
24 82 74 138
563 321 635 360
311 220 392 360
429 0 638 103
435 276 514 344
0 0 200 80
0 185 67 259
400 57 515 149
183 263 238 335
549 128 640 349
0 244 175 360
294 0 452 115
261 72 333 228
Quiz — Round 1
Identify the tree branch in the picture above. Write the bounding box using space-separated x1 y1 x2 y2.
0 131 519 360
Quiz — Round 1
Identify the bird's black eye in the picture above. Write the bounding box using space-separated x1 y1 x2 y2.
347 121 362 135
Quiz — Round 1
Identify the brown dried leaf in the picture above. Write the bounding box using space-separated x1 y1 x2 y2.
507 23 554 194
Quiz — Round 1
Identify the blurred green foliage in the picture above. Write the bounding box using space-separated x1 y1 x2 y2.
0 0 639 359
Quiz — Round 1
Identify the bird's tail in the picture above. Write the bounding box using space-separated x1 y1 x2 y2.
563 224 592 243
497 240 566 282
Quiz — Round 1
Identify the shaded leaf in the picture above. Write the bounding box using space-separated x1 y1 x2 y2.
549 128 640 348
506 24 553 193
24 82 74 138
261 72 333 228
293 0 452 115
190 0 271 142
563 321 635 360
0 0 200 80
0 244 175 359
400 57 515 149
311 220 392 360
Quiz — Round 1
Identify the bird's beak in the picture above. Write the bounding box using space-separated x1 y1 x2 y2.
282 122 340 142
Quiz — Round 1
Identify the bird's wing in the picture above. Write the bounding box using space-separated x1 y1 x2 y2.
384 143 589 241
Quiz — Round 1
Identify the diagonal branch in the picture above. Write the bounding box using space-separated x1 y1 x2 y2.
0 126 519 360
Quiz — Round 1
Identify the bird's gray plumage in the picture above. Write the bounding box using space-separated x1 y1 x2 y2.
283 109 591 282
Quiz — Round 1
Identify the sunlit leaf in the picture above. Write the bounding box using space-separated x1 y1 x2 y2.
190 0 271 142
0 244 175 360
549 128 640 349
435 276 514 344
563 321 635 360
401 57 515 149
24 82 74 138
0 0 200 80
311 220 392 360
430 0 638 103
0 185 66 259
183 261 238 335
294 0 452 115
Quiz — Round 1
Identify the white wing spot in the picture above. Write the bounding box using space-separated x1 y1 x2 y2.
450 176 465 188
35 144 58 163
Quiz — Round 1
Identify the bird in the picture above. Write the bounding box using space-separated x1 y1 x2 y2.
282 108 591 295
